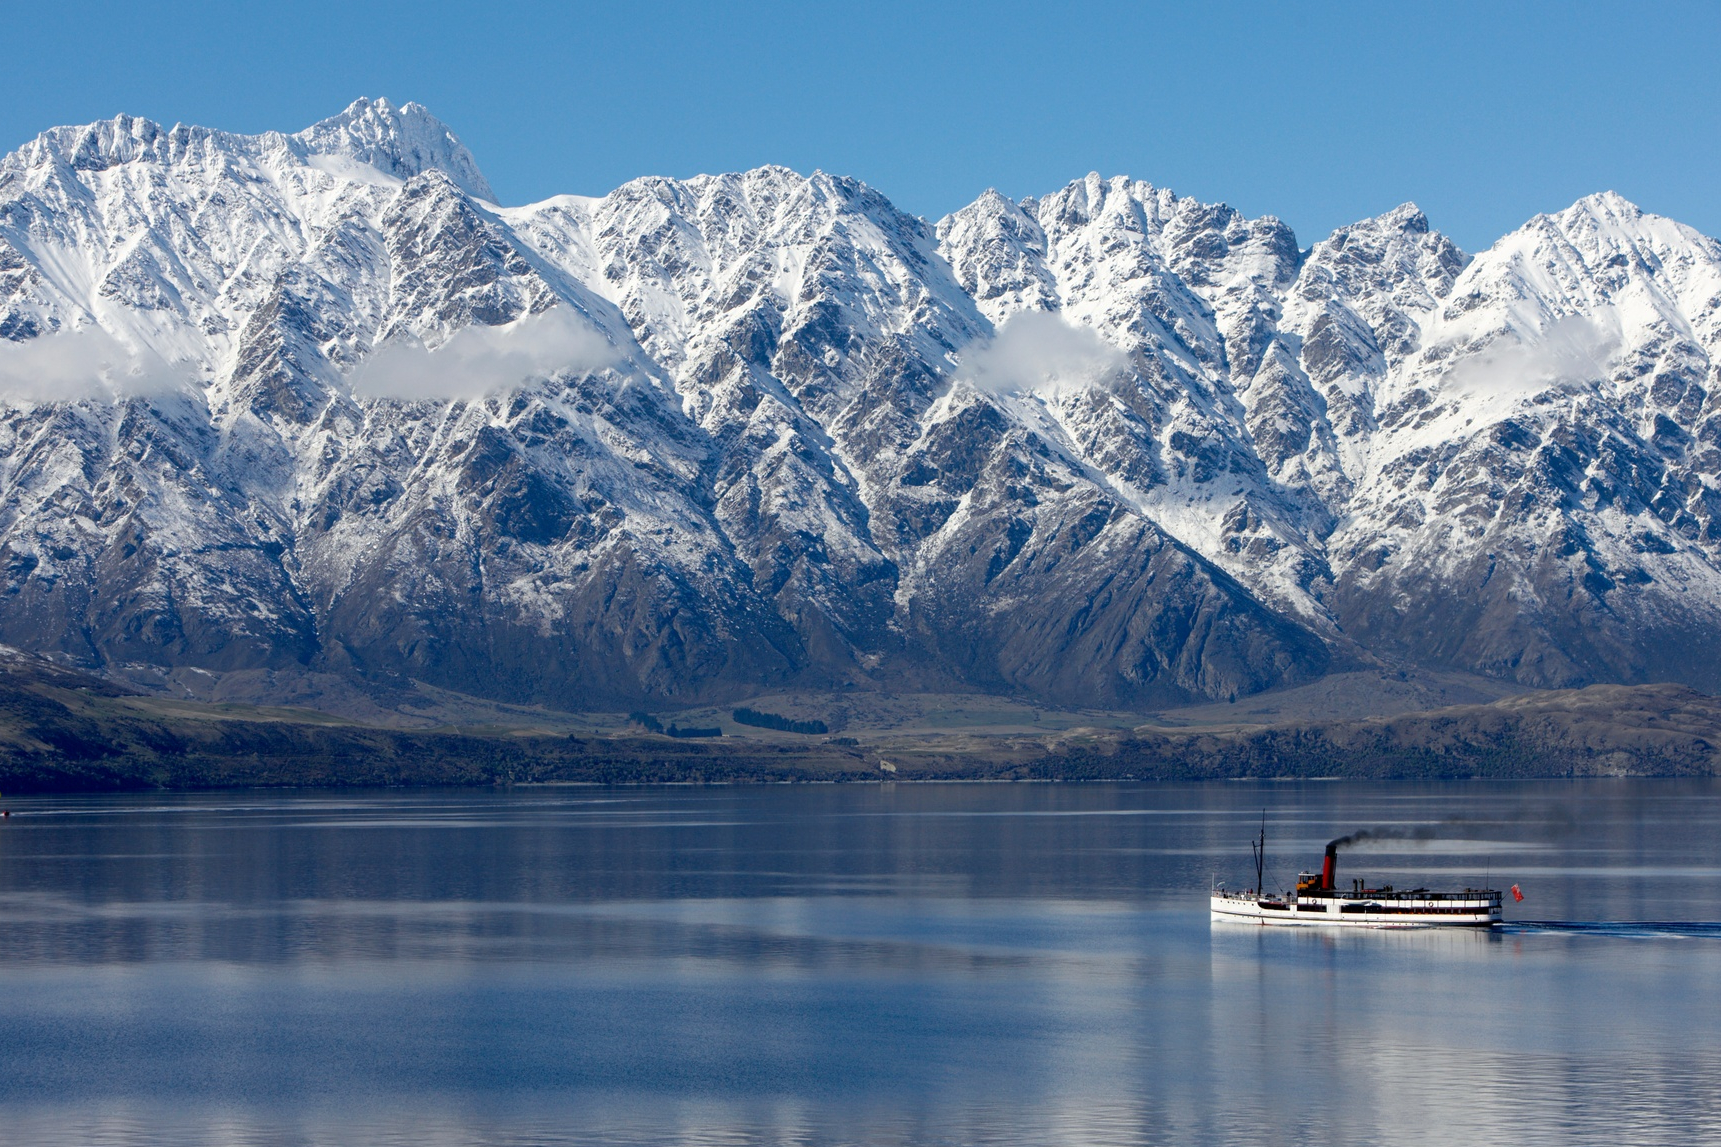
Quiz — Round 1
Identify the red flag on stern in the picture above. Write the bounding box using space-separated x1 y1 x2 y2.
1511 884 1524 902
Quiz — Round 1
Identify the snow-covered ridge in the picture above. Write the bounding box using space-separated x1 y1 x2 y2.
0 102 1718 708
4 97 492 198
294 98 496 202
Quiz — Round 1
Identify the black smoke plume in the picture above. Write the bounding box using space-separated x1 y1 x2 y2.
1328 825 1441 850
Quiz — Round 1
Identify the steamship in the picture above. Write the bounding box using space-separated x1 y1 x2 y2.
1210 835 1503 928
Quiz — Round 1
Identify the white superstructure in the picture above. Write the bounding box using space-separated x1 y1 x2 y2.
1209 887 1502 928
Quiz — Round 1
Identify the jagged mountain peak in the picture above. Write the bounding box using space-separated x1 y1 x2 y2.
1500 189 1718 260
601 163 919 231
935 190 1056 322
1436 189 1721 354
4 101 1721 711
1374 201 1433 231
1019 174 1299 252
538 160 981 389
1034 173 1174 230
0 98 498 206
1563 188 1646 224
1296 202 1468 307
293 97 496 202
3 112 241 176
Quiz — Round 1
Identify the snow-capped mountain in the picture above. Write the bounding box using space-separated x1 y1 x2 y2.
1 99 1716 710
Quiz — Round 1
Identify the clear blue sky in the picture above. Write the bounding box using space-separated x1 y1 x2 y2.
4 1 1716 254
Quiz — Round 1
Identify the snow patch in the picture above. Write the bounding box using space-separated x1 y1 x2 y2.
303 153 404 189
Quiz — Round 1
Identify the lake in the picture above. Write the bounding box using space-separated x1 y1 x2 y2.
1 780 1717 1146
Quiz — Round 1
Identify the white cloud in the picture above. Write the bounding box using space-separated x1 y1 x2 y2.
1443 313 1621 398
349 307 619 401
957 310 1128 396
0 327 187 402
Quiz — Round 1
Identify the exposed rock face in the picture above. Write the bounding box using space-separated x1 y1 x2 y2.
1 102 1718 708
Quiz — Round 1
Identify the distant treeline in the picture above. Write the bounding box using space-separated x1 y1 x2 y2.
732 707 828 735
629 712 721 738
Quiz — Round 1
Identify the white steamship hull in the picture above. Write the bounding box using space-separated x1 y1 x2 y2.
1210 890 1501 928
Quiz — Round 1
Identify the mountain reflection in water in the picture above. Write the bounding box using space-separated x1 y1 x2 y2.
0 781 1717 1147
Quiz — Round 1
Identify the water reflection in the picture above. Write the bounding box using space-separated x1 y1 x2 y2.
0 781 1717 1146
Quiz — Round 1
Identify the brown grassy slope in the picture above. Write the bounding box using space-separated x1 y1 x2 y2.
1008 684 1721 780
0 655 875 792
1 651 1717 791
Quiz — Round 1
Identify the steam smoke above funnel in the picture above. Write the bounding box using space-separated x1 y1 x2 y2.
1328 826 1441 851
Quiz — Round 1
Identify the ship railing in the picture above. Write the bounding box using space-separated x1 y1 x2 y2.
1324 889 1501 901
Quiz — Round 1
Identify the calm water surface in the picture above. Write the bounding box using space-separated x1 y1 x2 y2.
0 780 1717 1146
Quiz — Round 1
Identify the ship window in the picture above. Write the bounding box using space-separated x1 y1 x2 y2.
1257 901 1288 910
1300 904 1329 912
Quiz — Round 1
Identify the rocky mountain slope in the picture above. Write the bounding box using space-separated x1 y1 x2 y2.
1 99 1718 710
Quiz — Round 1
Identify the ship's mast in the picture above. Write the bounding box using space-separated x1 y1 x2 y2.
1250 811 1266 894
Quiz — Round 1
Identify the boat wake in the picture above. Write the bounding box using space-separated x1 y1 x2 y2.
1502 921 1721 939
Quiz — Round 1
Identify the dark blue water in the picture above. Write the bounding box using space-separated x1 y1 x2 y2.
0 781 1717 1145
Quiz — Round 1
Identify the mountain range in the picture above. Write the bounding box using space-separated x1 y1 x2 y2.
2 98 1718 713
